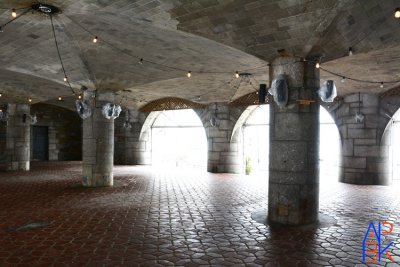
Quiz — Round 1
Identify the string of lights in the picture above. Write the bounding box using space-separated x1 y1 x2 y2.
50 15 75 95
0 3 399 105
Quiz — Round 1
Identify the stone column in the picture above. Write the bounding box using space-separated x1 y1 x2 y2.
198 104 242 173
114 110 151 165
268 57 320 225
6 104 31 171
82 91 115 187
335 93 389 184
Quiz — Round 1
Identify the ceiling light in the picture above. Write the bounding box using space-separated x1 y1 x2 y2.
93 36 98 43
235 71 239 78
348 47 353 56
11 9 16 18
187 71 191 78
395 8 400 18
380 82 384 88
315 62 320 69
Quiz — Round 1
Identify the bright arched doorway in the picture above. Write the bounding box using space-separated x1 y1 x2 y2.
319 107 341 183
151 109 207 170
238 105 340 181
388 109 400 184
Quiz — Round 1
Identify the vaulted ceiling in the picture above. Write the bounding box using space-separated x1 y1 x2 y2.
0 0 399 110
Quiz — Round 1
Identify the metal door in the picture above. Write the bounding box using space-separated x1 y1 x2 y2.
32 126 48 161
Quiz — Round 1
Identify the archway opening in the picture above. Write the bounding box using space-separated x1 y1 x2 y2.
319 107 341 184
242 105 269 176
239 105 340 182
388 109 400 184
151 109 207 170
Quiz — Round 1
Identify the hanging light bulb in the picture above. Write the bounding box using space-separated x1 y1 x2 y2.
28 98 32 103
78 95 82 100
348 47 353 56
11 9 16 18
187 71 191 78
93 36 98 43
63 76 67 82
235 71 239 78
0 93 2 97
341 77 346 83
315 62 320 69
395 8 400 18
380 82 384 88
58 96 62 101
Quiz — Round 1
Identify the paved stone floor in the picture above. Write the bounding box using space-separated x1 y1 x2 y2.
0 162 400 266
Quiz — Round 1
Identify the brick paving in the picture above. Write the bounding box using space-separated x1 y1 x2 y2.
0 162 399 266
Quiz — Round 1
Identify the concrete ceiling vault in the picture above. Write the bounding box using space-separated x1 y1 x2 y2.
0 0 399 110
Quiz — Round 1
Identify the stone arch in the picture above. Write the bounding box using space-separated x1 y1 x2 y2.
380 96 400 184
194 103 245 173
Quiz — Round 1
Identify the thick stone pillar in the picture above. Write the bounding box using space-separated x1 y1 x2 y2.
335 93 389 184
6 104 31 171
82 91 115 187
268 57 320 225
114 110 150 165
197 104 242 173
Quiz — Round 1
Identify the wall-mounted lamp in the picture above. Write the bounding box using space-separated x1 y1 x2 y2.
318 80 337 102
102 103 121 120
269 74 288 107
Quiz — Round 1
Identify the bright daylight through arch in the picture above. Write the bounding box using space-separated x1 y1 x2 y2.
242 105 340 181
151 109 207 170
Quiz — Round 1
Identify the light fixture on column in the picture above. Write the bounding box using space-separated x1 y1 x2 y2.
355 92 364 123
269 74 288 107
123 110 132 129
315 62 320 69
22 114 37 125
75 87 92 119
317 80 337 102
102 103 122 119
209 103 219 127
75 100 92 119
395 8 400 18
0 109 8 122
259 84 267 104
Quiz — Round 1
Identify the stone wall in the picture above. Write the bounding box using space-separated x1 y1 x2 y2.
0 121 6 166
114 110 151 165
196 103 245 173
330 93 391 184
31 103 82 161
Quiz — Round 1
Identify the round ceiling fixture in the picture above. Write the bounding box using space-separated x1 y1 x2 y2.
31 3 60 14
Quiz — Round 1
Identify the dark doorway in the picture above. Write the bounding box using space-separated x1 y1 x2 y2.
32 126 48 161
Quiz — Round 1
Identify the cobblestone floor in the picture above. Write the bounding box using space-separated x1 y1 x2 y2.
0 162 399 266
